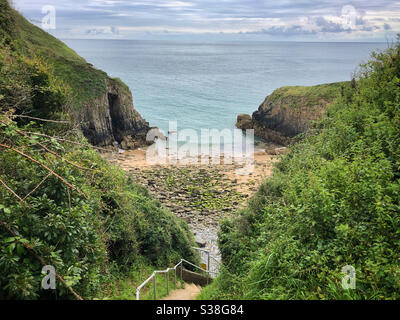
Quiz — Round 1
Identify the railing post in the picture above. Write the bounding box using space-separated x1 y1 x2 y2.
166 271 169 294
136 289 140 301
180 260 183 280
153 273 157 300
208 251 211 273
174 268 177 289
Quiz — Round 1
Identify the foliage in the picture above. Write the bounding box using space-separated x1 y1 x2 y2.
0 3 198 299
267 82 349 110
0 117 198 299
0 42 69 120
0 0 15 41
0 0 117 108
205 43 400 300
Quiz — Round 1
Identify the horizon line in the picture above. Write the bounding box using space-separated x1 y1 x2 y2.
59 38 389 44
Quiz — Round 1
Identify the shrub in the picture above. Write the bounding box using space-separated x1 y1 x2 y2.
0 34 198 300
208 42 400 300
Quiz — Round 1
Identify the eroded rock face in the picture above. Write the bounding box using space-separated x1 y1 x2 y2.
237 83 347 145
77 78 150 148
1 1 152 150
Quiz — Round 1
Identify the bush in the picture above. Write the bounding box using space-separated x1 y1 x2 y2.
0 37 198 300
207 42 400 300
0 118 198 299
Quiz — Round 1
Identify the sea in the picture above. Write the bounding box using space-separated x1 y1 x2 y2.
63 40 387 151
62 40 388 257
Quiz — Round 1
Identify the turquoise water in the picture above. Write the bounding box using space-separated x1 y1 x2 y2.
64 40 386 135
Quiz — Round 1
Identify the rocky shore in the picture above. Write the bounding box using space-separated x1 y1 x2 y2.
102 149 279 260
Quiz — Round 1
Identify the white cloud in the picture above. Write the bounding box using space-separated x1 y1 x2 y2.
12 0 400 41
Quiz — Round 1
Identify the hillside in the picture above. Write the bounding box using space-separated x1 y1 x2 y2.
0 0 150 148
0 0 198 300
201 43 400 299
236 82 350 145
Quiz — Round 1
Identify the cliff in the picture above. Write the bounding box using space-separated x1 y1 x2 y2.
0 1 150 148
237 82 349 145
76 78 150 148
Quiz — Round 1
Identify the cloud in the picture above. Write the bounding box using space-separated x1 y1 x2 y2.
247 25 317 36
315 16 346 33
12 0 400 40
85 26 119 35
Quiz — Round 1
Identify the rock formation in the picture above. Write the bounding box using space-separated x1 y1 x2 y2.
1 3 152 149
237 82 348 145
76 78 150 148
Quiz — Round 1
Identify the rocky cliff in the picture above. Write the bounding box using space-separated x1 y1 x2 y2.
1 2 151 149
76 78 150 148
237 82 349 145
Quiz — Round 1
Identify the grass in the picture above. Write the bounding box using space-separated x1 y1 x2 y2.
196 278 224 300
6 4 123 108
268 82 349 110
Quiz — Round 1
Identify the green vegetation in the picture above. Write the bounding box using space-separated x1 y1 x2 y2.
0 114 198 299
0 0 198 300
200 43 400 300
268 82 349 110
3 0 400 301
97 258 184 300
0 0 117 108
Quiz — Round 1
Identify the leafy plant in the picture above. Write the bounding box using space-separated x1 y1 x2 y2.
204 41 400 300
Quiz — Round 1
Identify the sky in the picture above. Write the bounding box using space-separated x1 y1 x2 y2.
11 0 400 41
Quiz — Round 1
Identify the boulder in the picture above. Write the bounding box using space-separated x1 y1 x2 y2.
236 114 253 130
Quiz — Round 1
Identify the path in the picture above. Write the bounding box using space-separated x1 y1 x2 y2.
162 283 202 300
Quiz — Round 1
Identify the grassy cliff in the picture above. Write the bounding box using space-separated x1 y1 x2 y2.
0 1 198 300
237 82 350 145
202 43 400 300
1 1 113 106
0 1 150 148
265 82 348 109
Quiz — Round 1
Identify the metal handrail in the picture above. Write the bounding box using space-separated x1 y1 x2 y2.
136 258 213 300
136 247 221 300
181 258 209 273
191 246 221 277
191 247 220 265
209 254 220 263
191 247 210 253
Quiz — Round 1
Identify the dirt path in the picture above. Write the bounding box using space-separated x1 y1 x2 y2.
162 283 202 300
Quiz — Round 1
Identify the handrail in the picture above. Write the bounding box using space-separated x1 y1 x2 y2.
191 247 210 253
181 258 209 273
191 246 221 277
136 259 212 300
136 259 187 300
191 247 220 265
136 272 156 294
136 247 221 300
209 254 220 263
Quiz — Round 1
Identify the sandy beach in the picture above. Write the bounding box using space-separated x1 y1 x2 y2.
101 146 282 263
